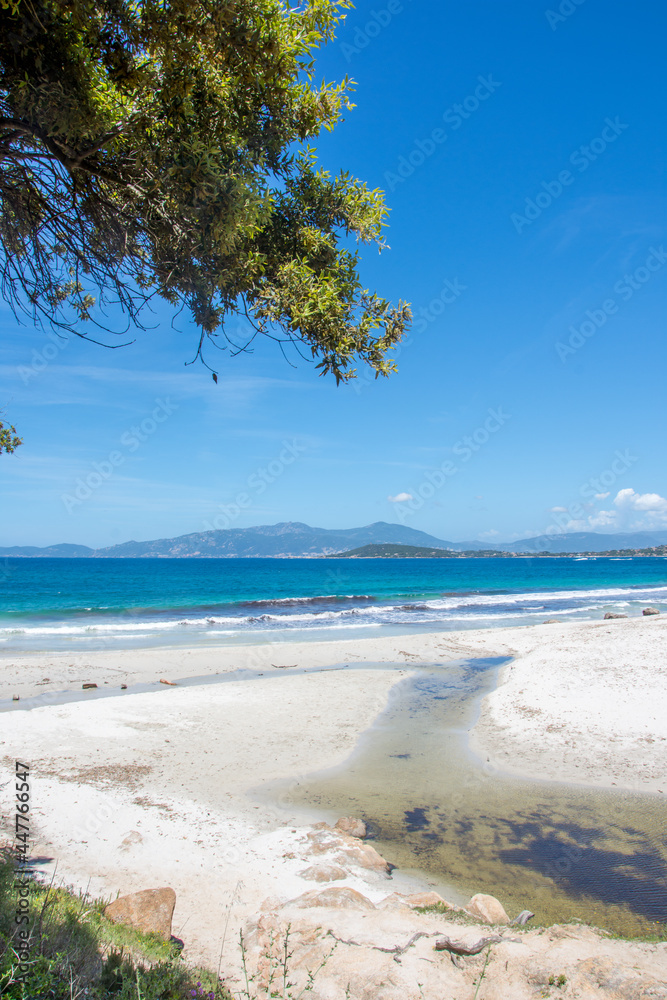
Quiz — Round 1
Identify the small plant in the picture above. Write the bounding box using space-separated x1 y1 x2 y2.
237 925 336 1000
547 973 567 988
0 849 231 999
414 901 453 916
472 946 492 1000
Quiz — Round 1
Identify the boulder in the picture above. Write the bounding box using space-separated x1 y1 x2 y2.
604 613 627 619
299 864 347 883
643 607 660 616
334 836 392 875
334 816 367 839
287 887 375 910
105 887 176 939
305 827 391 875
543 619 561 624
376 892 410 909
465 892 509 925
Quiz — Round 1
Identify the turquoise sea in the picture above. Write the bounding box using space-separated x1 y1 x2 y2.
1 556 666 652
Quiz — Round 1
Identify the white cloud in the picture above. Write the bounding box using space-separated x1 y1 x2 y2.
614 488 667 514
604 488 667 530
388 492 413 503
478 529 500 539
588 509 617 529
543 488 667 536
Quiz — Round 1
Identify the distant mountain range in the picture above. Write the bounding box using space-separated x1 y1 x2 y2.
2 522 667 558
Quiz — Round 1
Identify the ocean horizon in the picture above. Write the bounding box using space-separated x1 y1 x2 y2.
2 555 666 653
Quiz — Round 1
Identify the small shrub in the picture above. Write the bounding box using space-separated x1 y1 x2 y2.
0 850 230 1000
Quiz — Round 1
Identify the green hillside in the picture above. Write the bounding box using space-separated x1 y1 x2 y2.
328 543 667 559
328 543 460 558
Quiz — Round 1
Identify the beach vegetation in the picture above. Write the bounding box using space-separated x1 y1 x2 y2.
238 924 336 999
0 849 229 999
0 0 410 390
0 850 341 999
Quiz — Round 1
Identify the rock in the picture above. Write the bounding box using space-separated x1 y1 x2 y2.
119 831 143 851
376 892 411 909
543 619 561 624
305 826 392 875
403 891 454 909
577 956 667 998
159 678 178 685
334 816 367 839
120 684 127 690
105 887 176 939
82 683 97 689
299 864 347 883
604 612 627 619
643 607 660 616
334 837 392 875
287 887 375 910
465 893 509 925
12 694 19 701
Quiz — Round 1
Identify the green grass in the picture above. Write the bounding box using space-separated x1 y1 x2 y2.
0 848 231 999
413 903 667 943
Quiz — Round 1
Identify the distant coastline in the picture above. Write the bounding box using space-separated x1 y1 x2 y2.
326 542 667 560
2 519 667 559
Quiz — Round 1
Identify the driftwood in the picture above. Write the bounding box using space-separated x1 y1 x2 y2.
435 934 501 956
510 909 535 926
328 930 440 963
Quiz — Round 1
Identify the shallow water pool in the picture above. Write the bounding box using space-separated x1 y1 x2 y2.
277 658 667 936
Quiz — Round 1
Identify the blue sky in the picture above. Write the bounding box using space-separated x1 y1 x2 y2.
2 0 666 548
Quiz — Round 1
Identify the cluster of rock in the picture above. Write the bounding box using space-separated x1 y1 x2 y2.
604 607 660 619
102 818 517 941
103 817 667 999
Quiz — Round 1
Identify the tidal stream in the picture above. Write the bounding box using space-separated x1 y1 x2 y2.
276 658 667 936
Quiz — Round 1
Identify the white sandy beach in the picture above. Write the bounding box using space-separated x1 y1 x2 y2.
1 616 666 995
4 615 666 792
